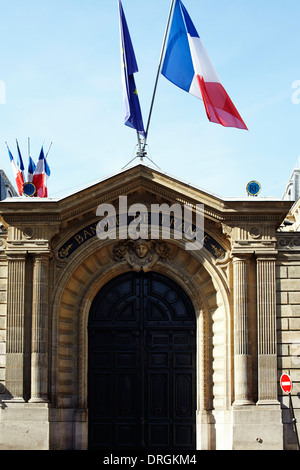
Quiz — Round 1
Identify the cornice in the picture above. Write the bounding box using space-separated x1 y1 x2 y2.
0 165 292 229
3 215 61 224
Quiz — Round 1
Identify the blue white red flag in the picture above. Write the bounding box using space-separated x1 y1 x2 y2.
118 0 145 137
32 147 51 197
6 143 25 195
27 155 36 183
16 140 25 181
162 0 247 130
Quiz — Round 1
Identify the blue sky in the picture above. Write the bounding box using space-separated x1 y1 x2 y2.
0 0 300 199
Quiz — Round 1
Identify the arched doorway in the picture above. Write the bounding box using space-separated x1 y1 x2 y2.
88 271 196 450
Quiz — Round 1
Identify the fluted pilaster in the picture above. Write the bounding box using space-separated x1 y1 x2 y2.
5 252 27 401
256 255 278 404
233 255 253 405
29 254 50 402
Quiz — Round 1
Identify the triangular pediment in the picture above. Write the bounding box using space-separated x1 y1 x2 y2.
51 164 234 224
53 163 293 226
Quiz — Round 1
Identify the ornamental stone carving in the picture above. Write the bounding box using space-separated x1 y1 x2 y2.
277 233 300 250
113 239 169 272
249 226 261 239
23 227 34 239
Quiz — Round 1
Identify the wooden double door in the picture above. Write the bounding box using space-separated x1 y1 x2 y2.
88 271 196 450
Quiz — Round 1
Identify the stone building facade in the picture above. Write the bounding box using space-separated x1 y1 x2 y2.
0 164 299 450
0 170 18 201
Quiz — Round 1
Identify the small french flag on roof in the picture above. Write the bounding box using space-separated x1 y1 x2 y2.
6 142 25 196
32 147 51 198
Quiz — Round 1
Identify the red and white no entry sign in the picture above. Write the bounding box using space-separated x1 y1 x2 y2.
280 373 293 394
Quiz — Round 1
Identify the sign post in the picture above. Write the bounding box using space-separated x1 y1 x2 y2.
280 374 299 450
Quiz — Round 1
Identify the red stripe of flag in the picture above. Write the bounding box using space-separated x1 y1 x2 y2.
196 75 248 130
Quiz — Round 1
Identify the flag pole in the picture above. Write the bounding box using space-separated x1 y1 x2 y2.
142 0 176 151
45 142 53 159
136 131 143 160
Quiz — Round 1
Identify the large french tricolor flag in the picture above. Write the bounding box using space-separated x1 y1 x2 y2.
162 0 247 130
32 147 51 198
6 144 25 196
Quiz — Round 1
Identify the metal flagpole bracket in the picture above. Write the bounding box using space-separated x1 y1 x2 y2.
122 140 161 170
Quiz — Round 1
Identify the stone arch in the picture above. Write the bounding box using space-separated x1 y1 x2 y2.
51 238 231 449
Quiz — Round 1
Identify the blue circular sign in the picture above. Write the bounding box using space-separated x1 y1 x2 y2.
246 181 261 196
23 182 36 197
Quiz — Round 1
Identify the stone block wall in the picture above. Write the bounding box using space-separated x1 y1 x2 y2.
0 255 7 397
276 240 300 450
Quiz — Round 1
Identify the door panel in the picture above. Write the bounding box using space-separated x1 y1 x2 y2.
88 272 196 450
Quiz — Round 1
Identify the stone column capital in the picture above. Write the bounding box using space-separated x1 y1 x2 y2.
6 251 27 261
32 252 51 266
231 253 252 263
256 254 277 262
